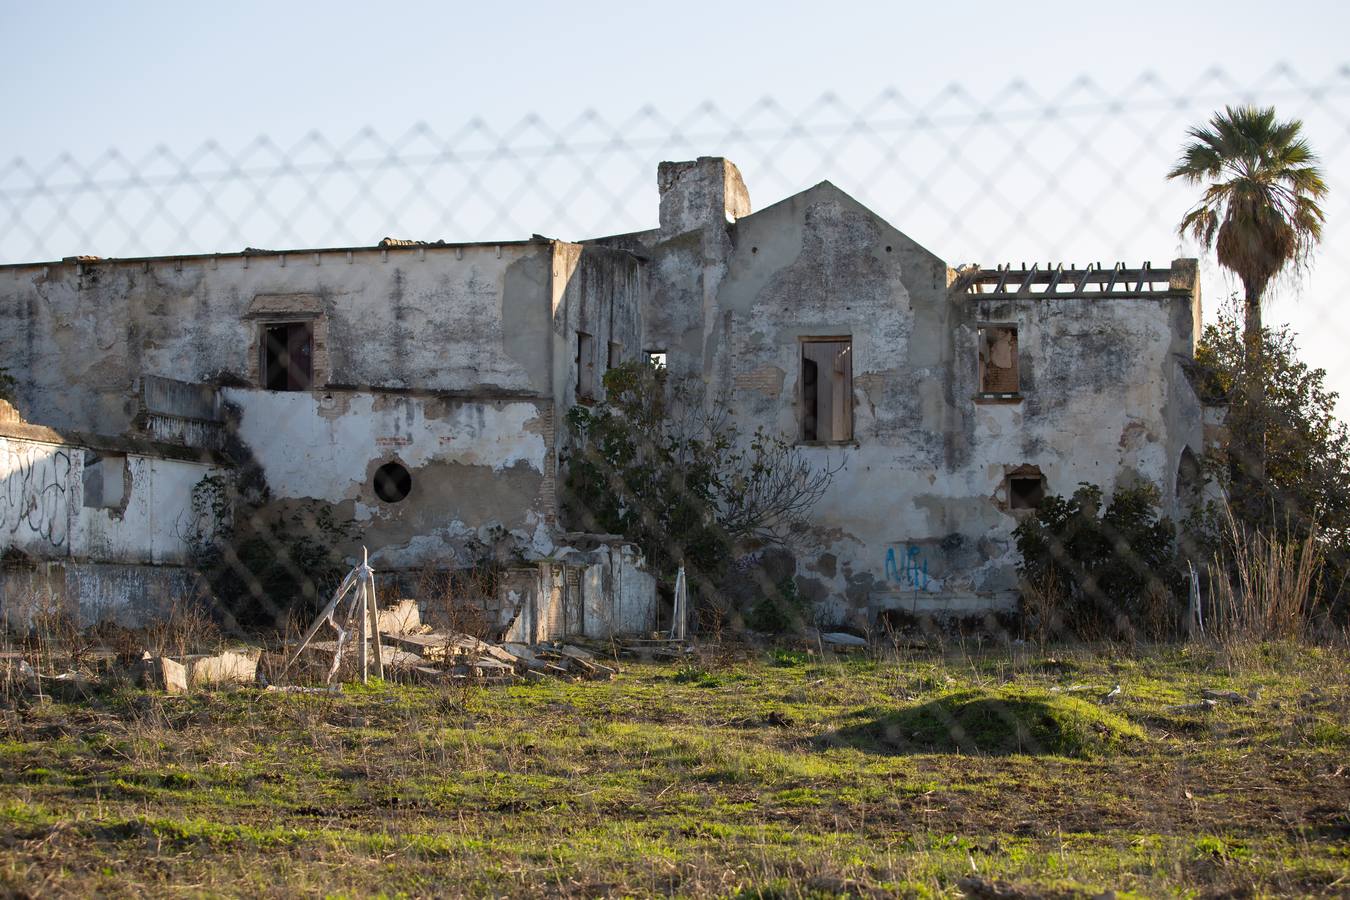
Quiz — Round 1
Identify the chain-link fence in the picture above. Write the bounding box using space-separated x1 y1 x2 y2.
2 62 1348 641
1 65 1343 265
2 62 1349 897
5 63 1349 384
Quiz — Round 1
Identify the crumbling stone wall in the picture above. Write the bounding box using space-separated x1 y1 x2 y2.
598 160 1204 630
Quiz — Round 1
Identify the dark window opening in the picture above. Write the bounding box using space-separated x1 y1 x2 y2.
801 339 853 442
373 461 412 503
978 325 1019 394
1177 447 1202 506
82 450 127 509
576 331 596 399
263 321 313 391
1009 474 1046 510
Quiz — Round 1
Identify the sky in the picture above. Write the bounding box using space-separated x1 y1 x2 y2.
4 0 1350 411
1 0 1344 159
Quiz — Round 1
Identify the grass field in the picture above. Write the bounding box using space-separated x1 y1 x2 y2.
1 642 1347 897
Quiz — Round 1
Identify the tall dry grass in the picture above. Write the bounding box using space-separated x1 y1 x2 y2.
1207 506 1324 644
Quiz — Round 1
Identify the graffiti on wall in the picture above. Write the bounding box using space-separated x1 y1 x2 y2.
0 442 73 550
884 544 931 593
732 551 765 572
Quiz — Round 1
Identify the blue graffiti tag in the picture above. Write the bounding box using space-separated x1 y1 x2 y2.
884 545 930 592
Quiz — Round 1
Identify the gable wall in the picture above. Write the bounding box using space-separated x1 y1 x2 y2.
689 185 1203 626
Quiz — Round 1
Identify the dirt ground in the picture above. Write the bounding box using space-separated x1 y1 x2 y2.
1 642 1347 897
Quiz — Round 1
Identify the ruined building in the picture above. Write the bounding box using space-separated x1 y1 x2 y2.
0 158 1206 633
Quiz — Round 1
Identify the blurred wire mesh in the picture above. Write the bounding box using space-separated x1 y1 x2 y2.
2 63 1348 401
1 65 1343 264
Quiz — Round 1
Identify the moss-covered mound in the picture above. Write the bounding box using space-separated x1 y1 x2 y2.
827 687 1145 758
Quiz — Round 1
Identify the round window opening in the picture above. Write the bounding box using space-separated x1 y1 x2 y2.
373 462 412 503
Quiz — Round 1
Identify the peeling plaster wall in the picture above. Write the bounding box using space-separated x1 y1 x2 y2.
640 176 1204 627
581 544 657 638
0 561 205 630
222 387 556 568
551 244 645 411
0 433 223 566
0 242 559 435
0 431 224 628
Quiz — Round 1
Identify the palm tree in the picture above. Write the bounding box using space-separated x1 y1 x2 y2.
1168 105 1327 481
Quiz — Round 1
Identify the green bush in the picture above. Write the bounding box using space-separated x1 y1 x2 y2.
1014 482 1184 641
745 575 810 634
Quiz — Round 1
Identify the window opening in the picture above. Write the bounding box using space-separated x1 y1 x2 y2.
263 321 313 391
82 451 127 509
646 350 667 369
801 339 853 442
607 341 623 370
576 331 596 399
373 462 412 503
1008 473 1046 510
978 325 1019 394
1177 447 1202 506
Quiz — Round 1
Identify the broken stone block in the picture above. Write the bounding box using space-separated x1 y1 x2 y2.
138 654 189 694
821 632 868 647
184 649 259 688
376 598 421 635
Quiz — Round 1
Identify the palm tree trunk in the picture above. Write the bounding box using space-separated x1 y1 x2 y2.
1240 280 1267 497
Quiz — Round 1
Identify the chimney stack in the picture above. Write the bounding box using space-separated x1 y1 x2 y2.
657 157 751 238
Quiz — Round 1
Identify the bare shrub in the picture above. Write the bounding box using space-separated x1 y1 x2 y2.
1139 579 1181 642
1020 568 1066 646
1208 506 1324 644
417 563 495 639
142 597 222 660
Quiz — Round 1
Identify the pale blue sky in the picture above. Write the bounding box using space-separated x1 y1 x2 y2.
5 0 1346 161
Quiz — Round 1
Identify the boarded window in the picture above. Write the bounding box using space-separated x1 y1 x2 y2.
978 325 1019 394
82 451 127 509
801 339 853 442
576 332 596 399
608 341 624 370
262 322 313 391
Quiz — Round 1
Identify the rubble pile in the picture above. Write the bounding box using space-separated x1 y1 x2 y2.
4 600 621 697
283 598 619 687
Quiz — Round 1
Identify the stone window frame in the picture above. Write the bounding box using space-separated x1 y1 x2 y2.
797 335 855 446
1000 463 1047 515
243 294 329 390
975 322 1022 404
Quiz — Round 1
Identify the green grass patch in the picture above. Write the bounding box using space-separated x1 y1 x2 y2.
824 686 1146 757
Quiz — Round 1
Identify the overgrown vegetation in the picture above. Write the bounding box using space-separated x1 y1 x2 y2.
1 645 1346 896
184 475 357 633
1207 507 1326 643
562 361 838 631
0 367 15 404
1194 296 1350 620
1013 482 1184 641
1169 105 1327 490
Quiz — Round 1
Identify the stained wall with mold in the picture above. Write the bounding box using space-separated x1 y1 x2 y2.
0 239 646 583
597 158 1205 627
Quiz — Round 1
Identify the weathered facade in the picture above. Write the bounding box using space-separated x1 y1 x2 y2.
0 156 1205 632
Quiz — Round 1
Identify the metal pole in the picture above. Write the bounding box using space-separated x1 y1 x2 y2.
358 557 369 684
